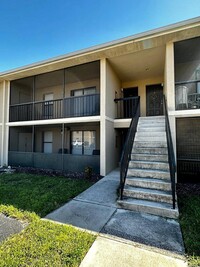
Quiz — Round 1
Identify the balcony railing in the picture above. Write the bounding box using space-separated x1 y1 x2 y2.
9 94 100 122
114 96 139 119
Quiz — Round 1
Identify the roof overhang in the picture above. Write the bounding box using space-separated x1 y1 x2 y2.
0 16 200 81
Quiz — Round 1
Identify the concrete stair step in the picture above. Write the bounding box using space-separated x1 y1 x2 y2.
129 160 169 171
123 185 172 204
127 168 170 180
139 116 165 120
135 131 166 137
138 121 165 126
134 135 166 142
133 141 167 148
131 153 168 162
132 147 168 155
137 126 165 132
117 198 179 219
126 177 171 191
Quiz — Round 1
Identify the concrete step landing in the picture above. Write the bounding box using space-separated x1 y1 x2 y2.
117 198 179 219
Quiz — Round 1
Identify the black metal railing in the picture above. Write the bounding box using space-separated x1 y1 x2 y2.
9 94 100 122
64 93 100 117
119 97 140 200
114 96 139 119
34 99 63 120
163 95 176 209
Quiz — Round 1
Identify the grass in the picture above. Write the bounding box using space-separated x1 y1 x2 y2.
0 173 93 217
0 173 96 266
178 193 200 267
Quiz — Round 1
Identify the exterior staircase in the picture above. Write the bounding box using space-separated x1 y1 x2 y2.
118 116 179 219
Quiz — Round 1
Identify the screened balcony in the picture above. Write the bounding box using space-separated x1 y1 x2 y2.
9 61 100 122
8 124 100 173
9 94 100 122
175 37 200 110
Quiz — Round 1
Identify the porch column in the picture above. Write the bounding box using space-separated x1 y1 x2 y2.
164 42 177 167
165 42 175 111
100 59 106 176
0 80 10 166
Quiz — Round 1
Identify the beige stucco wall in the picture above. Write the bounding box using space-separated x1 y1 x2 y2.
122 76 163 117
35 85 63 101
105 61 121 118
100 59 121 175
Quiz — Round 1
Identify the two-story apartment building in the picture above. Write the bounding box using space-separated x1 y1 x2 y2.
0 17 200 181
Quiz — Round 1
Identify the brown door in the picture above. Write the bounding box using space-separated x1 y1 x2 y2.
146 84 163 116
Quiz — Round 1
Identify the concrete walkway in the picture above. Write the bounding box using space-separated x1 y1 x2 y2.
0 213 27 243
45 169 188 267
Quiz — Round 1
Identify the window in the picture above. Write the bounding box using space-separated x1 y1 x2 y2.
43 131 53 153
71 131 96 155
71 87 96 97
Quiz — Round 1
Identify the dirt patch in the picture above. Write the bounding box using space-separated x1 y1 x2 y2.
14 166 102 183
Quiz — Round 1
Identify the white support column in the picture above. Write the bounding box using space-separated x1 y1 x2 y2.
100 58 107 176
165 42 175 112
1 80 10 166
165 42 177 169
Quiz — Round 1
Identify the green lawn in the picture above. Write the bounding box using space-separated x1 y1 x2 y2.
0 173 93 217
178 189 200 267
0 173 96 266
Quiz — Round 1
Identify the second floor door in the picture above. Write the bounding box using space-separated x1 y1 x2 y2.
146 84 163 116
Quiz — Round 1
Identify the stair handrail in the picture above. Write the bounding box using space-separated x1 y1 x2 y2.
163 95 176 209
119 97 140 200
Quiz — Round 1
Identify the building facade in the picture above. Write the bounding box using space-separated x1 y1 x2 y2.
0 17 200 180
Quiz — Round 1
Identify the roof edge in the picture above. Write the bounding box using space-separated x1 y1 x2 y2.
0 16 200 78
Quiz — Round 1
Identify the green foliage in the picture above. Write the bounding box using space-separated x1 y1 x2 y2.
0 173 92 217
0 219 95 267
0 173 96 266
0 204 39 223
178 195 200 267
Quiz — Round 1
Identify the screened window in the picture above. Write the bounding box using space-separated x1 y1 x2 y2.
71 87 96 96
71 131 96 155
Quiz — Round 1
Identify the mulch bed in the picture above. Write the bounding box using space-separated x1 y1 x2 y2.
14 166 102 183
176 183 200 196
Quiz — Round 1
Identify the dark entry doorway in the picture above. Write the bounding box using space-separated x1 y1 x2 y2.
176 117 200 183
123 87 138 98
123 87 138 118
146 84 163 116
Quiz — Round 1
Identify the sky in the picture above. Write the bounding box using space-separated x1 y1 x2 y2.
0 0 200 72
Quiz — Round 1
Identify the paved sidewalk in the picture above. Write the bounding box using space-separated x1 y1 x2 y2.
46 169 188 267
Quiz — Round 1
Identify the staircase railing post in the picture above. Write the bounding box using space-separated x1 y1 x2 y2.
163 95 176 209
